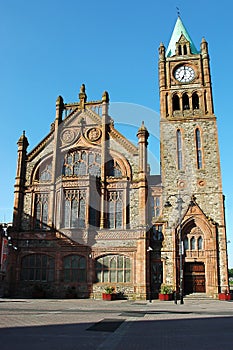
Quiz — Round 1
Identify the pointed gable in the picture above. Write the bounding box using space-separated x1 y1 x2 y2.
166 16 199 57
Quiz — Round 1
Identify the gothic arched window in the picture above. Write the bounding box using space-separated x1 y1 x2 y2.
184 236 189 251
182 93 190 110
35 193 49 229
63 190 86 228
107 191 123 229
191 236 196 250
35 160 52 182
198 236 203 250
107 159 122 178
63 150 101 177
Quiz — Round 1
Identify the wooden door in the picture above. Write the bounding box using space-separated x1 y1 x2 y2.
184 262 206 294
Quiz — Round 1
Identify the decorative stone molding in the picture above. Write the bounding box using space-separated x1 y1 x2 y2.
61 129 76 144
86 127 102 142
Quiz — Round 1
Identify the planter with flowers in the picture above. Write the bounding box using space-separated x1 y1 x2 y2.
102 286 116 301
159 284 174 301
218 290 232 301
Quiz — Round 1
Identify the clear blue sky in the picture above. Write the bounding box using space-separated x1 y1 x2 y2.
1 0 233 266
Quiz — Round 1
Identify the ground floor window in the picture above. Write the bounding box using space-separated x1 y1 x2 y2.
95 255 131 283
21 254 55 281
63 255 87 282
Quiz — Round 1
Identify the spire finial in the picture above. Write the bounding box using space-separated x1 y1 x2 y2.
176 7 180 17
79 83 87 108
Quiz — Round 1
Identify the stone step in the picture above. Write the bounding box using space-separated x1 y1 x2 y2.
184 293 213 300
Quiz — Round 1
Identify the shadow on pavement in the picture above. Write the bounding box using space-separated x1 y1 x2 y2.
1 316 233 350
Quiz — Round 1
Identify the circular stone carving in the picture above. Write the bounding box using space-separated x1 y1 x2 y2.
61 129 76 144
178 180 186 189
198 179 206 187
87 127 102 142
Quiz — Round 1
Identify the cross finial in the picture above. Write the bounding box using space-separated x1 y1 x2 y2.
176 7 180 17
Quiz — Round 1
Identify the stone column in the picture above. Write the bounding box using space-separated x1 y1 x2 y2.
137 122 149 227
100 91 109 229
48 95 63 228
13 131 29 230
201 38 214 115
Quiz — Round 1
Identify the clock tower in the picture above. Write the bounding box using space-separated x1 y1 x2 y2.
159 17 228 298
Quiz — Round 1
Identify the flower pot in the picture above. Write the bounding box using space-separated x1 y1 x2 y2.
218 293 232 301
159 293 172 301
102 293 116 301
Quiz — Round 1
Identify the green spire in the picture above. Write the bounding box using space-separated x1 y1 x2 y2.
166 16 199 57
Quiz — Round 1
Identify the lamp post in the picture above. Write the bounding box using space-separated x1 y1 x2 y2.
147 246 153 302
164 194 185 305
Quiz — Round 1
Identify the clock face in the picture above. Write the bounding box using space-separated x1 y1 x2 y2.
174 66 195 83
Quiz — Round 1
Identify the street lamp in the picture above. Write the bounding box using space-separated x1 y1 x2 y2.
1 224 17 251
164 194 186 305
147 246 153 303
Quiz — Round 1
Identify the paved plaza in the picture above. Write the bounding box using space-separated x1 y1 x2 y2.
0 297 233 349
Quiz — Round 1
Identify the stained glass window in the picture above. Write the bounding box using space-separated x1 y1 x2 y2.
63 150 101 177
35 193 49 229
63 190 86 228
107 191 123 229
37 162 52 182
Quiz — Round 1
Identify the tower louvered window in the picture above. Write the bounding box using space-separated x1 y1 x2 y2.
192 93 199 109
182 93 190 110
172 94 180 111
